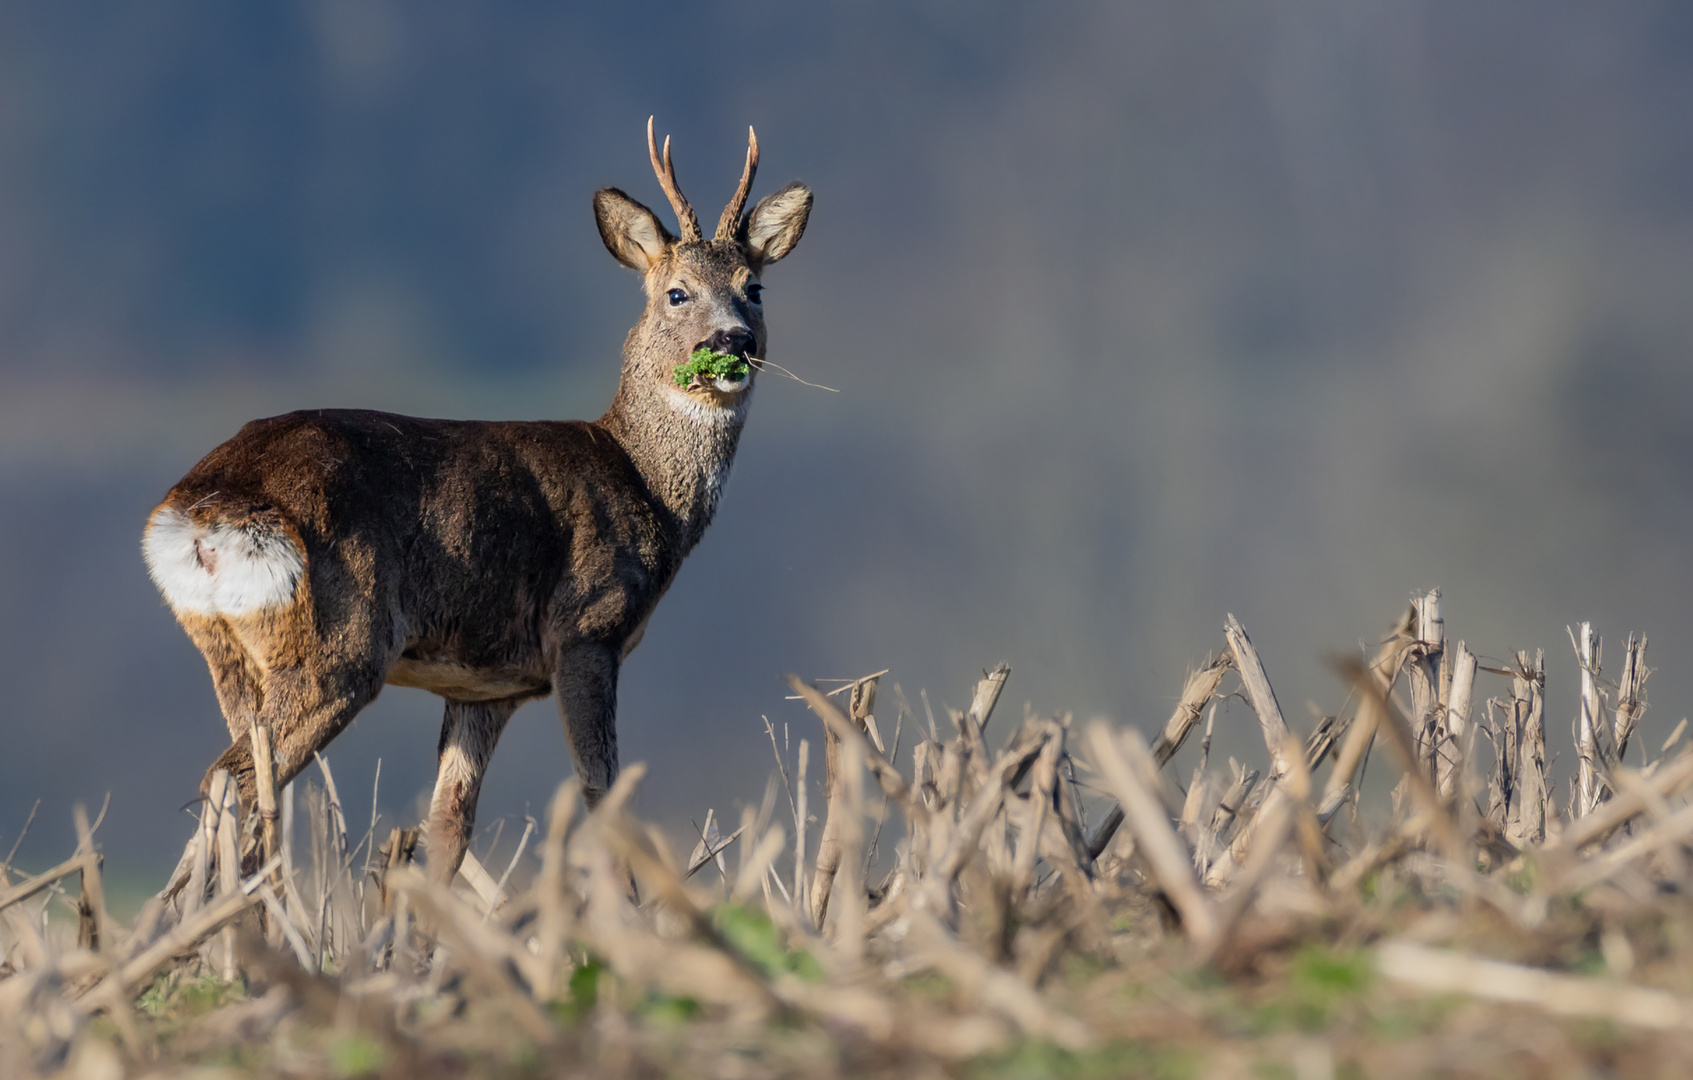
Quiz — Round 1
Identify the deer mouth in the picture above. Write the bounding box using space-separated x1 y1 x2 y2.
678 367 751 400
709 366 751 394
675 346 755 398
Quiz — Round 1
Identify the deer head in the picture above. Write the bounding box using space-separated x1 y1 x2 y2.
593 118 812 413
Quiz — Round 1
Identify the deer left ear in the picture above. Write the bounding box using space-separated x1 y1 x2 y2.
742 182 812 265
595 188 673 272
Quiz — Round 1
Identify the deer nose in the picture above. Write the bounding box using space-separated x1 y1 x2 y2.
700 327 755 358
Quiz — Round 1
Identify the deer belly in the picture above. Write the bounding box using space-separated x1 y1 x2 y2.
385 656 549 702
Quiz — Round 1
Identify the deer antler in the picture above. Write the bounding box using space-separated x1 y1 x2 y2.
647 116 701 242
715 126 760 242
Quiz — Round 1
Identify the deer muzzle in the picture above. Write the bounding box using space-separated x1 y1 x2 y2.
697 327 756 393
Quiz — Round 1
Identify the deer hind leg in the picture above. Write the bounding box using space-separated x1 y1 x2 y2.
178 612 265 746
427 698 517 884
200 655 389 814
554 644 621 809
197 601 393 815
151 499 395 813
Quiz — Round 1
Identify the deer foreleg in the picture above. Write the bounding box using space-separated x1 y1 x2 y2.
555 644 620 808
427 699 517 885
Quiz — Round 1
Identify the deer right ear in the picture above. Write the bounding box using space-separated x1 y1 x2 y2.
742 182 812 266
595 188 674 272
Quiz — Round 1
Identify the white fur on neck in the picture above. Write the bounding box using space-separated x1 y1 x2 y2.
662 384 748 426
143 506 304 615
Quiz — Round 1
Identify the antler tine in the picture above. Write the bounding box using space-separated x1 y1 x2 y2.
646 115 701 241
715 126 761 241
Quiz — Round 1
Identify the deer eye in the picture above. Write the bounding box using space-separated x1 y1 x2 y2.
745 284 763 305
667 288 689 306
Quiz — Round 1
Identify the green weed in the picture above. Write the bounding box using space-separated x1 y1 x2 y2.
550 956 608 1024
328 1032 387 1077
967 1038 1194 1080
713 903 824 982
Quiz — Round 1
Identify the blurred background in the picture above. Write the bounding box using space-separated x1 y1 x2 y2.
3 2 1692 893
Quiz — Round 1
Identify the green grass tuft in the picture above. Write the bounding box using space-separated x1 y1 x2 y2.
713 903 824 982
673 347 751 387
967 1038 1195 1080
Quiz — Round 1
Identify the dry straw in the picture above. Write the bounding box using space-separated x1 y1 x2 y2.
4 589 1693 1077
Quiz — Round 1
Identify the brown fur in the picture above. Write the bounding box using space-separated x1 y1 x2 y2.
143 124 812 882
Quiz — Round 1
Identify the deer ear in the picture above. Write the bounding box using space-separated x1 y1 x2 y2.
595 188 673 271
742 182 812 265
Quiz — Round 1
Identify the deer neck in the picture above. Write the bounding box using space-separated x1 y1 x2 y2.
597 366 750 553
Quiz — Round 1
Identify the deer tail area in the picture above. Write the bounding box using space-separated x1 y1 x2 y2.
142 503 306 617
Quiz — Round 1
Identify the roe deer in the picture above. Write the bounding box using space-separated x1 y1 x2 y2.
142 119 812 882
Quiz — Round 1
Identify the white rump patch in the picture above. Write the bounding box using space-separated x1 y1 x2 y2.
143 506 305 616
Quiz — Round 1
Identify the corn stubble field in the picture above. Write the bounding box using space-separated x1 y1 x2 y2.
6 589 1693 1078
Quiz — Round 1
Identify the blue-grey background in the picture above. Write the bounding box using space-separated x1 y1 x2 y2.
3 2 1692 890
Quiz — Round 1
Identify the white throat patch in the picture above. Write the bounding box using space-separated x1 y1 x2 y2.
662 385 748 426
